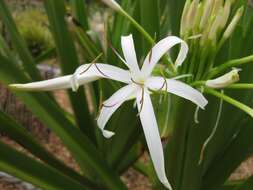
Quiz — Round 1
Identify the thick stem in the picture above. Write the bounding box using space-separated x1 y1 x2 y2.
207 55 253 78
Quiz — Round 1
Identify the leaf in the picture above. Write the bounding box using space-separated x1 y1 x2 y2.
0 54 127 190
0 110 97 189
69 0 89 30
0 141 89 190
139 0 160 53
201 118 253 190
0 0 42 81
43 0 96 140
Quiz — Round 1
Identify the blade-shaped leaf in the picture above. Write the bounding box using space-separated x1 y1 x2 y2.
69 0 89 30
0 141 88 190
0 54 127 190
43 0 95 140
0 0 42 81
201 118 253 190
0 110 97 189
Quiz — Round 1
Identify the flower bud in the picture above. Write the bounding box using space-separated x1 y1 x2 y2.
208 9 223 41
206 68 240 89
180 0 192 37
219 0 232 30
200 0 215 30
212 0 223 16
223 7 244 40
101 0 122 12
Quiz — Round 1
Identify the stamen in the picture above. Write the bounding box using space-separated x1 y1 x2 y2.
79 55 108 78
149 47 153 63
102 102 119 108
80 53 103 74
108 43 127 65
131 78 143 86
158 78 168 91
198 90 224 165
94 63 109 77
137 88 145 116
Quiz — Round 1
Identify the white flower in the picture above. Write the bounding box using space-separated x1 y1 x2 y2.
10 34 208 189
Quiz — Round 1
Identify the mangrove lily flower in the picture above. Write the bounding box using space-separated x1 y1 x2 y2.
10 34 208 189
206 68 240 89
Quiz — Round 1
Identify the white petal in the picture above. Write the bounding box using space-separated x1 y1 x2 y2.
146 77 208 109
97 84 137 138
10 75 73 91
136 89 172 189
121 35 141 76
141 36 188 77
10 64 131 91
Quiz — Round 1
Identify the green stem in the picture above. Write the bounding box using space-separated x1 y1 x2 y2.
225 83 253 89
121 10 154 45
204 88 253 118
207 55 253 78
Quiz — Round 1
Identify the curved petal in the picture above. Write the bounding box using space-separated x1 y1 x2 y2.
121 35 141 76
136 88 172 189
97 84 137 138
146 77 208 109
10 64 131 92
141 36 188 77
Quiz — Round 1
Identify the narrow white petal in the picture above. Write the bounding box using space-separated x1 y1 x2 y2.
121 35 141 76
141 36 188 77
10 64 131 91
97 84 137 138
10 75 72 91
146 77 208 109
136 89 172 189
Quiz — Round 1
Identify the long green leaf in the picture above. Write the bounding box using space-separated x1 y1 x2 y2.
0 54 127 190
0 0 42 81
139 0 160 53
0 141 88 190
0 110 97 189
43 0 96 141
69 0 89 30
201 118 253 190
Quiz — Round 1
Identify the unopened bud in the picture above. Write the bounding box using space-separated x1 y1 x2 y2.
186 0 199 31
223 7 244 40
219 0 232 30
208 9 223 41
101 0 122 12
200 0 215 30
206 69 240 89
212 0 223 16
180 0 192 37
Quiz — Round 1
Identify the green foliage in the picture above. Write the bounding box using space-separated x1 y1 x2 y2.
14 9 54 57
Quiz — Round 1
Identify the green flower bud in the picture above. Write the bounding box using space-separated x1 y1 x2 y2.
223 6 244 40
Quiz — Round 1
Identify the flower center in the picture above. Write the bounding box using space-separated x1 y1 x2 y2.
131 77 145 86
